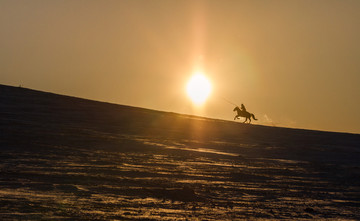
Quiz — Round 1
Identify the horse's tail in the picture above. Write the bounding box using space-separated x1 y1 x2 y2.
251 114 258 121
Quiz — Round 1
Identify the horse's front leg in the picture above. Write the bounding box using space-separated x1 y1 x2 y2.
234 115 238 120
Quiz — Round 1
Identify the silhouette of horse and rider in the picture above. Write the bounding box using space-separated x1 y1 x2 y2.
233 103 257 123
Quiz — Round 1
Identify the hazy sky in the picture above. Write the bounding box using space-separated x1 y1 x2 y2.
1 0 360 133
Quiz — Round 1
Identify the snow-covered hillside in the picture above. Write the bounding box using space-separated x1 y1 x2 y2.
1 84 359 220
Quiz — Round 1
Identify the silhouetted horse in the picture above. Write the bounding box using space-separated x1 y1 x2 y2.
233 106 258 123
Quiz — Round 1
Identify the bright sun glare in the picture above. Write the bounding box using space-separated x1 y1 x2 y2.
186 72 212 105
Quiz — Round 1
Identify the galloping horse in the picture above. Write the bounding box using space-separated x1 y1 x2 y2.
233 106 258 123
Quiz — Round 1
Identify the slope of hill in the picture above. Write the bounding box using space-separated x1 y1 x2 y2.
1 84 359 220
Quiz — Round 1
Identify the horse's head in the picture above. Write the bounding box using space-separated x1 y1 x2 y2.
233 106 239 112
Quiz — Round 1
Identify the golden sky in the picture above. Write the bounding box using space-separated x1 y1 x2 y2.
1 0 359 133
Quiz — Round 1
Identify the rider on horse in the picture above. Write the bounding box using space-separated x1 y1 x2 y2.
233 103 257 123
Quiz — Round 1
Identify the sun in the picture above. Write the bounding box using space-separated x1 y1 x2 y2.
186 72 212 105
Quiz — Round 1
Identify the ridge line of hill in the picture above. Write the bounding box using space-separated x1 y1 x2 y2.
0 84 358 135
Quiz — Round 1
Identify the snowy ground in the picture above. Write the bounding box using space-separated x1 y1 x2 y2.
1 85 359 220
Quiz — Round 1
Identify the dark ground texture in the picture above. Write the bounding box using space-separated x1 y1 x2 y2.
1 85 359 220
